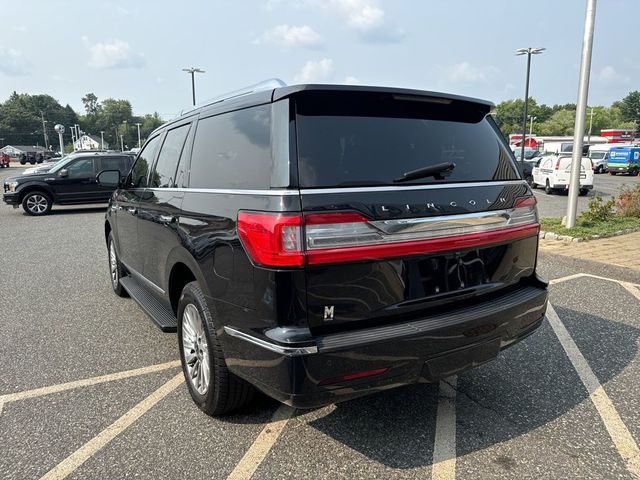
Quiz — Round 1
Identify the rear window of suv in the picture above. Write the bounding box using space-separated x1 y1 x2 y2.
294 91 518 188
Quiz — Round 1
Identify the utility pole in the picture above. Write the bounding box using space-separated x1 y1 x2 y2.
182 67 205 106
120 134 124 152
54 125 65 156
40 112 49 150
587 107 595 143
516 47 545 171
134 122 142 148
566 0 597 229
100 131 105 150
529 115 537 138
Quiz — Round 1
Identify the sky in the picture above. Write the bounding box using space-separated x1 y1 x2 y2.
0 0 638 120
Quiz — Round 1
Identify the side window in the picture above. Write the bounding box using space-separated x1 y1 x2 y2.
150 124 190 188
66 158 95 178
99 156 128 172
189 105 272 189
131 135 162 188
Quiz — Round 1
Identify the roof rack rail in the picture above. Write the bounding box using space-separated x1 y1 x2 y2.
179 78 287 116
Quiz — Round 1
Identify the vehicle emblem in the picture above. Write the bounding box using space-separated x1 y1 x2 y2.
323 305 335 321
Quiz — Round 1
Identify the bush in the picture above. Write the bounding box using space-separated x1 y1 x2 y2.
616 184 640 218
579 195 616 223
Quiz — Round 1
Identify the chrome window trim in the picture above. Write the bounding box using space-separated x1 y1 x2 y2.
224 326 318 356
299 180 526 194
145 187 300 196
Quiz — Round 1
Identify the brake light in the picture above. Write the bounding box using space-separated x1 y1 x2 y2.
555 161 560 170
318 368 389 386
238 199 539 268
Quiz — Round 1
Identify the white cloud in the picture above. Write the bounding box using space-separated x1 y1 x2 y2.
294 58 334 83
83 38 145 69
343 75 361 85
307 0 404 42
0 48 31 76
596 65 630 85
257 24 323 47
439 62 499 84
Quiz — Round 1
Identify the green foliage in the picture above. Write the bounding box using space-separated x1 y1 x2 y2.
619 91 640 126
540 216 640 238
580 195 616 223
616 184 640 218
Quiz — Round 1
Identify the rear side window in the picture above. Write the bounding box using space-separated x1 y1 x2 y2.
189 105 272 189
99 156 130 173
131 135 162 188
295 92 518 187
151 124 190 188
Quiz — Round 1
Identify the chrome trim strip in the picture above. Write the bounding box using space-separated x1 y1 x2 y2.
146 187 299 196
120 261 165 296
299 180 526 195
224 326 318 356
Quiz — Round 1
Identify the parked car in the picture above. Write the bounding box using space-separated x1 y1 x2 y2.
3 152 134 215
99 82 548 415
608 146 640 176
531 154 593 195
21 156 65 175
588 144 614 174
0 153 10 168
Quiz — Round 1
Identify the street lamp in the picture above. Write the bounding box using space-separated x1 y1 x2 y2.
516 47 545 171
134 122 142 148
182 67 205 106
529 115 537 138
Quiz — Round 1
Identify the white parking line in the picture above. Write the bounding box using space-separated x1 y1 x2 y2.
0 360 181 408
550 272 640 289
40 373 184 480
432 376 458 480
546 304 640 478
621 282 640 302
226 404 294 480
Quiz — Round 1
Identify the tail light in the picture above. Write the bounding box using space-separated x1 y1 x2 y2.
555 161 561 170
238 197 539 268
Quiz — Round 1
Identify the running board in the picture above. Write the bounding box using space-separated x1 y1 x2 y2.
119 276 177 332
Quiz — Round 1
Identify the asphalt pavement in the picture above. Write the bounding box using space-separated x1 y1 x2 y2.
1 165 640 480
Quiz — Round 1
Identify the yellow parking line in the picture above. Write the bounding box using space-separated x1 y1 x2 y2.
546 304 640 477
227 404 294 480
0 360 181 406
40 373 184 480
432 376 458 480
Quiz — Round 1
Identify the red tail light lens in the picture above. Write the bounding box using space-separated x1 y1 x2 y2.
318 367 389 386
238 198 539 268
237 212 303 267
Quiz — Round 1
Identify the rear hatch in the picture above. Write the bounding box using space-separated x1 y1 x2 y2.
292 90 539 335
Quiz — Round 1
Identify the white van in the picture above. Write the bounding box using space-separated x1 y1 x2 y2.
588 144 615 174
531 154 594 195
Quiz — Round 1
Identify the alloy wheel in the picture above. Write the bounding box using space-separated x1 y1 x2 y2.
109 241 118 288
182 304 210 395
26 194 48 214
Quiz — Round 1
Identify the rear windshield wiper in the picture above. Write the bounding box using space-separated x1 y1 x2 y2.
393 162 456 183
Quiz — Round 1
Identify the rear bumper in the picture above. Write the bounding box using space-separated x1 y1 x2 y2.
223 280 548 408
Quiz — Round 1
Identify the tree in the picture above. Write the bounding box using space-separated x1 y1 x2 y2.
81 93 100 115
619 91 640 127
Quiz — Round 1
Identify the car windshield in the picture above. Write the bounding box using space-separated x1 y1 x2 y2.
590 152 606 160
48 156 78 173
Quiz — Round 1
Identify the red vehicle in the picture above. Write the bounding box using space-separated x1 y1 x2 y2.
0 153 10 168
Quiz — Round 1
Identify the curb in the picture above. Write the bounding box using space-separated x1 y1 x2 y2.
539 227 640 243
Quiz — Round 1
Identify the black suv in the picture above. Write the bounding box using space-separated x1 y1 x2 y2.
99 82 548 415
3 152 134 215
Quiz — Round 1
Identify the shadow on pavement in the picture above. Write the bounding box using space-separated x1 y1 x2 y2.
305 308 638 469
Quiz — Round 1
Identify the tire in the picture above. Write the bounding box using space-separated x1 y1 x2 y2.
609 171 616 176
29 159 35 165
544 180 553 195
177 281 255 416
525 175 533 187
20 160 26 165
107 232 129 297
579 189 589 196
21 191 52 216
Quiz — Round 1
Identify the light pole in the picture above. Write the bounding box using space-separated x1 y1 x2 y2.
529 115 537 138
566 0 597 229
100 131 105 150
120 134 124 152
587 107 595 143
516 47 545 172
134 122 142 148
121 120 128 151
54 124 65 156
40 112 49 150
182 67 205 106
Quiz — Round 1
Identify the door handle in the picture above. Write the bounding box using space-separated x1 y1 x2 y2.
159 214 175 224
127 207 137 215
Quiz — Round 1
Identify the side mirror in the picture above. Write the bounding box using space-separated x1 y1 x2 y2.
59 169 68 178
97 169 122 188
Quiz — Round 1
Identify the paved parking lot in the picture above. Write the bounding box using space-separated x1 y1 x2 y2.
533 173 639 218
1 166 640 480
